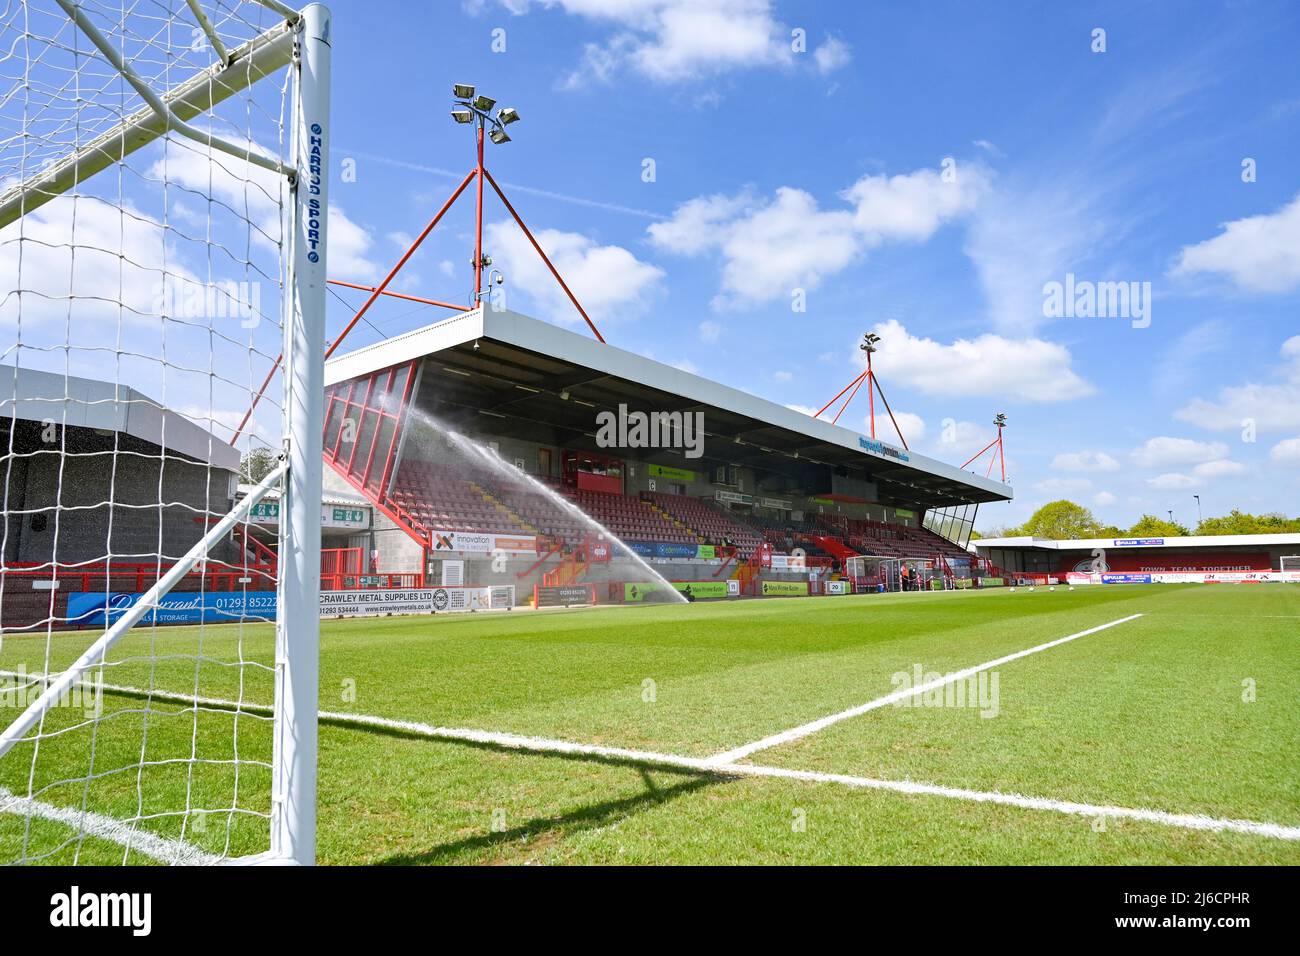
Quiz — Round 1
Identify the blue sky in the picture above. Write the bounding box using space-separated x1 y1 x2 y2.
319 0 1300 530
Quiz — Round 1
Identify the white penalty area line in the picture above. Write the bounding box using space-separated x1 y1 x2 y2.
7 648 1300 844
706 613 1146 766
0 785 221 865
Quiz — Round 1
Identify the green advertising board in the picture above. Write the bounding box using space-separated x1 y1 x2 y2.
624 581 729 602
648 464 696 482
761 580 808 596
696 545 715 560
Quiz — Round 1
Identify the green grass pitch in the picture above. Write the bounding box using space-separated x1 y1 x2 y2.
2 583 1297 864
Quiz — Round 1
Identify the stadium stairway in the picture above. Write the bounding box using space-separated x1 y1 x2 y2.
642 497 702 542
470 481 536 533
809 535 860 565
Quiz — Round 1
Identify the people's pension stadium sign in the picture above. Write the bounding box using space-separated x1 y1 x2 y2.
859 437 910 462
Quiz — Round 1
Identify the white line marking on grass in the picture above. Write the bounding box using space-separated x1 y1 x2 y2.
705 613 1146 765
11 654 1300 844
725 764 1300 842
0 786 220 865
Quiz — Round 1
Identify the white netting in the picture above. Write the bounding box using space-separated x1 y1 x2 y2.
0 0 303 864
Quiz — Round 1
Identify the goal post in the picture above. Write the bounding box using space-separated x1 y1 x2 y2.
0 0 330 865
1280 556 1300 583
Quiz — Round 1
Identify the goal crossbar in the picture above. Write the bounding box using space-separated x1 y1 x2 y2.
0 1 298 230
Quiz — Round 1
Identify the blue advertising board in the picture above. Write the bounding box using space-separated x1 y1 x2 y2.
1100 573 1152 585
67 591 278 627
653 543 699 558
1113 538 1164 547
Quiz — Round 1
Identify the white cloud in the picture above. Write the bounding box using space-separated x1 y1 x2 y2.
1270 437 1300 462
1174 336 1300 432
813 37 851 75
1146 473 1200 490
784 403 819 416
0 194 199 330
645 193 750 256
1094 491 1117 506
327 205 382 281
845 165 990 243
499 0 794 86
1192 459 1247 478
963 176 1112 332
648 164 988 309
773 370 793 382
649 187 856 308
932 419 992 460
710 189 857 307
880 411 926 445
485 221 664 320
866 319 1093 403
698 320 722 343
145 136 381 282
1051 450 1120 472
1172 192 1300 293
1130 436 1229 469
1035 477 1093 494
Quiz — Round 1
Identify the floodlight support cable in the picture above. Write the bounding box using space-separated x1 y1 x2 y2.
960 422 1007 483
869 373 909 451
326 281 464 313
484 167 606 344
814 370 867 418
229 167 477 444
831 367 869 426
813 350 908 449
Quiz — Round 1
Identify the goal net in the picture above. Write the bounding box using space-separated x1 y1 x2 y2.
1280 556 1300 583
0 0 330 864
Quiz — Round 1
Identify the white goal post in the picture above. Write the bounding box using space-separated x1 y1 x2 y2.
0 0 330 865
1280 556 1300 582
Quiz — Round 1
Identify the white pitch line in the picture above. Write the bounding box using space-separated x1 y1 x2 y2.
706 613 1146 765
0 785 220 865
725 764 1300 841
8 653 1300 843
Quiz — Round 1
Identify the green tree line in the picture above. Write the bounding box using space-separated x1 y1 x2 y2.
974 500 1300 540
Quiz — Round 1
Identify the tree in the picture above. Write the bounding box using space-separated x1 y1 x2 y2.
1018 500 1105 539
1194 509 1300 535
240 448 278 484
1126 514 1189 537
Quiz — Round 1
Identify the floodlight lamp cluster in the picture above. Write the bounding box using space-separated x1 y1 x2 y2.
994 412 1008 427
861 332 881 353
451 83 520 143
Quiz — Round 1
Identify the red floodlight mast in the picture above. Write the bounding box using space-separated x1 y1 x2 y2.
961 413 1008 483
229 82 604 445
814 332 909 450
